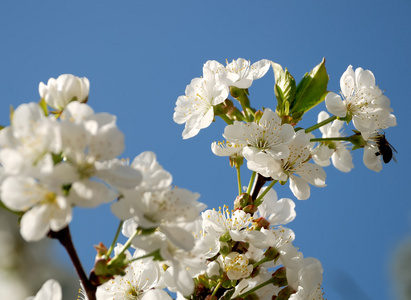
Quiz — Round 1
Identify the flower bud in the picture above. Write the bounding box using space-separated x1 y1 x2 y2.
272 266 288 287
264 247 280 261
253 217 270 230
219 241 232 256
234 193 251 210
39 74 90 110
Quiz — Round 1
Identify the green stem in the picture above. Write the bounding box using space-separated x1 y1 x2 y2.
108 228 139 267
246 172 256 195
254 180 278 207
211 280 223 297
219 114 233 125
240 100 251 122
252 257 271 269
236 276 276 298
310 137 352 142
305 115 337 133
106 220 124 257
236 165 242 196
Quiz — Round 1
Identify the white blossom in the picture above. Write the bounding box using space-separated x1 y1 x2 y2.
26 279 62 300
39 74 89 110
245 130 326 200
223 108 294 161
325 65 396 139
311 111 353 172
173 73 229 139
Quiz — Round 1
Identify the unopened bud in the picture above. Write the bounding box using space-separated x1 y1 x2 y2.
234 193 251 210
264 247 280 261
94 242 108 259
243 204 257 214
272 266 288 287
219 241 231 256
253 217 270 230
254 110 263 123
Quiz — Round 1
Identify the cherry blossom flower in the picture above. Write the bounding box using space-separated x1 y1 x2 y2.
26 279 62 300
1 171 72 241
173 74 229 139
0 102 60 178
39 74 89 110
244 130 326 200
361 131 396 172
325 65 396 139
287 257 324 300
129 151 172 191
311 111 353 172
223 108 294 161
96 245 171 300
253 187 296 226
204 58 271 89
202 206 253 241
211 140 244 158
219 251 253 280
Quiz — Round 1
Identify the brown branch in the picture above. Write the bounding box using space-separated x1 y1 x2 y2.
48 226 97 300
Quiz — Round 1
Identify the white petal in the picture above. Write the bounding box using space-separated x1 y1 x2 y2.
20 205 51 241
289 176 310 200
363 146 382 172
325 92 346 117
29 279 62 300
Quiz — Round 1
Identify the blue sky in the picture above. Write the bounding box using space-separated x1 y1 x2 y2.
1 1 410 299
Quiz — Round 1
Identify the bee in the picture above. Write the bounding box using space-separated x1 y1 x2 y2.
375 133 397 164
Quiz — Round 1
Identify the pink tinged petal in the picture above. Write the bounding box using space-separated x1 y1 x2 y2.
363 146 382 172
325 93 347 117
20 205 51 241
31 279 62 300
340 65 355 98
289 175 310 200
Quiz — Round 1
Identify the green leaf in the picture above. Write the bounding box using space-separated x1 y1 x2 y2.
271 61 296 115
291 58 329 117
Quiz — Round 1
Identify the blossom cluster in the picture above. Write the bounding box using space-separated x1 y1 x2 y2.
2 58 397 300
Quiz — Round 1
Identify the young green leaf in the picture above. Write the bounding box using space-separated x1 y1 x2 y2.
291 58 329 118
